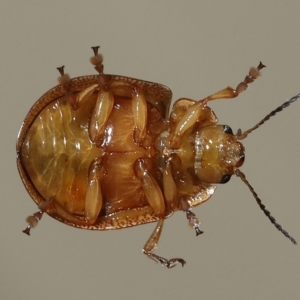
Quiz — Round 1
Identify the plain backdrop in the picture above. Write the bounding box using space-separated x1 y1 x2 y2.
1 1 300 299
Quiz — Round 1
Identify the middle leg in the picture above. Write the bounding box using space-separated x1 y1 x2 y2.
135 157 186 268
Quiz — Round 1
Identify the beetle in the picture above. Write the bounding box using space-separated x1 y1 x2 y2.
17 46 298 268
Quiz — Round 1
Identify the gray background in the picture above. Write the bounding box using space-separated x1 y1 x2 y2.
2 1 300 299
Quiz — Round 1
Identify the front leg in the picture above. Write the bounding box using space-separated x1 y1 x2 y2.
168 62 265 148
207 61 265 101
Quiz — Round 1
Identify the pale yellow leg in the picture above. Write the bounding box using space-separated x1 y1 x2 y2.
134 158 165 216
186 210 203 236
135 158 185 268
84 157 104 224
169 100 206 148
22 200 54 235
23 158 105 234
168 62 265 148
57 65 100 110
51 157 104 226
143 219 186 268
89 90 114 146
162 159 177 210
131 87 147 144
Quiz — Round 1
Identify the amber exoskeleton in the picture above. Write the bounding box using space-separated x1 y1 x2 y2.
17 47 298 268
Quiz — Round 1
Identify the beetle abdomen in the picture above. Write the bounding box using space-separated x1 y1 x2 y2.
17 66 176 230
20 89 168 221
20 95 102 215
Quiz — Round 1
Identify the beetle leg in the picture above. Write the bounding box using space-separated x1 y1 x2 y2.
89 89 114 146
206 62 265 101
84 157 104 224
143 219 186 268
135 158 185 268
132 87 147 144
74 84 99 110
180 198 203 236
90 46 104 74
23 199 54 235
168 100 205 148
57 66 99 110
52 157 104 226
135 158 165 216
49 157 104 226
186 210 203 236
168 62 265 148
162 159 177 210
23 158 104 232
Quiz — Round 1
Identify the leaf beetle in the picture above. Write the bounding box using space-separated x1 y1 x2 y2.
17 46 298 268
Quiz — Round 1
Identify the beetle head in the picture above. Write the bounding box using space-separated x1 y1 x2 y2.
195 93 300 245
194 124 245 184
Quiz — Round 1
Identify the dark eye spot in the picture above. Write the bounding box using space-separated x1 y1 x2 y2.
223 125 233 134
221 174 231 184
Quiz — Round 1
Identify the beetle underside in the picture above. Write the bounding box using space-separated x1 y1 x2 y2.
17 47 297 268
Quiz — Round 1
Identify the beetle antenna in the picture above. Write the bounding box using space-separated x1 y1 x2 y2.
237 92 300 140
235 169 297 244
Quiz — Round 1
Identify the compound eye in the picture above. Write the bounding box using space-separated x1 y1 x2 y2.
221 174 231 184
223 125 233 134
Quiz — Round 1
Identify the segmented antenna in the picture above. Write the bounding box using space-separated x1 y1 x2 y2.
234 92 300 244
236 169 297 244
237 92 300 140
